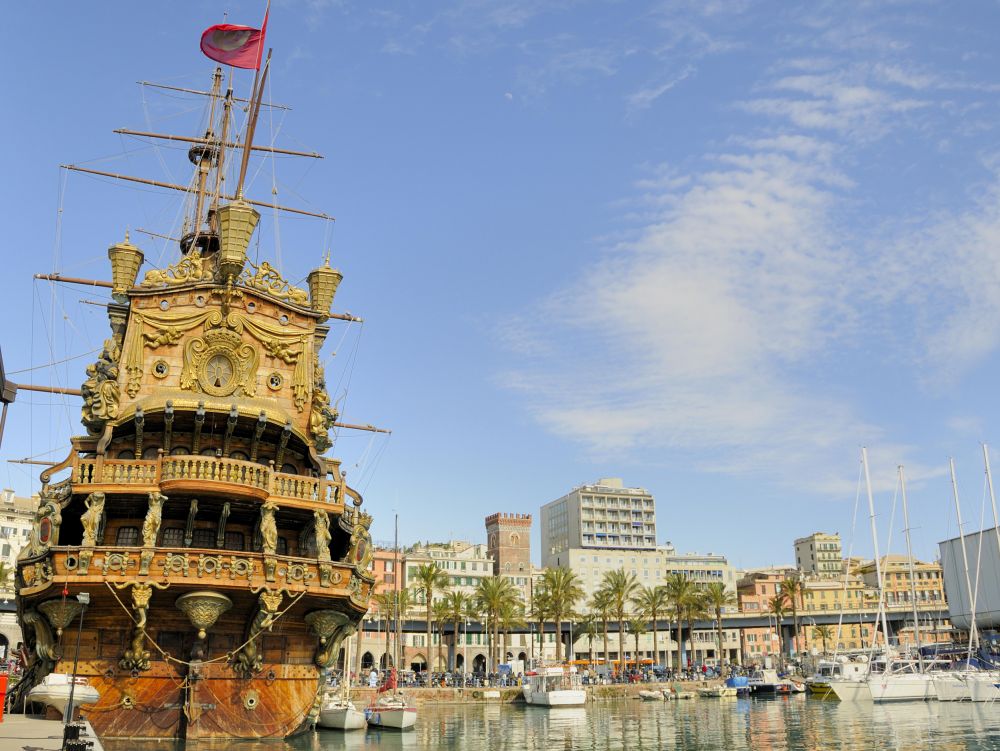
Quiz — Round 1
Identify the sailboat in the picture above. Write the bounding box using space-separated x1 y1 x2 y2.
8 15 384 742
365 514 417 730
865 465 937 702
318 633 367 730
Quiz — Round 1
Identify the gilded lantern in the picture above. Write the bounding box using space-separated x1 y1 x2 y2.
216 199 260 281
175 590 233 640
107 234 144 298
307 259 343 322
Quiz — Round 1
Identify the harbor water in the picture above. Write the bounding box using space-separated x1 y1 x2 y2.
101 695 1000 750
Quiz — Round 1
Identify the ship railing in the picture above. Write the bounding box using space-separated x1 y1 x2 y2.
69 454 340 506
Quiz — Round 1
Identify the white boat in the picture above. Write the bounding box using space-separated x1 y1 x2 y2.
318 634 368 730
522 666 587 707
828 678 871 702
27 673 100 719
806 659 868 698
365 694 417 730
967 673 1000 702
866 661 936 702
933 671 973 702
319 695 368 730
697 685 737 698
638 689 664 701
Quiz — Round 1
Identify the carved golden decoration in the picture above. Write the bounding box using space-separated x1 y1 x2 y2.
239 259 309 305
304 610 355 669
81 338 121 434
100 552 133 575
38 599 84 639
197 555 223 578
161 553 189 576
175 590 233 640
217 200 259 281
233 589 284 679
80 492 105 548
114 581 169 672
309 357 338 451
142 492 166 548
140 249 211 287
22 608 57 671
307 257 343 322
313 510 332 563
259 502 278 557
346 510 374 575
180 327 258 398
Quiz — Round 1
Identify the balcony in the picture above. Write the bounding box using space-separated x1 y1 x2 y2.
23 546 369 605
65 453 343 511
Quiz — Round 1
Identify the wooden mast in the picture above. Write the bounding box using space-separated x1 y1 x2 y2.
190 67 223 244
235 50 273 200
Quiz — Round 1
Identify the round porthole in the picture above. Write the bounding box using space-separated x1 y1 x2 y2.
159 300 170 311
195 295 206 308
246 301 257 313
267 372 283 391
152 360 169 379
278 314 289 325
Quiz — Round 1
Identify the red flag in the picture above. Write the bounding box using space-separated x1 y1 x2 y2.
200 10 268 70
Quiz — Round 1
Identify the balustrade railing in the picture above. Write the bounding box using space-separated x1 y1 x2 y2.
67 454 337 505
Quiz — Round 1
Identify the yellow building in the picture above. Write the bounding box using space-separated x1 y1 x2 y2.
856 555 946 610
801 575 876 613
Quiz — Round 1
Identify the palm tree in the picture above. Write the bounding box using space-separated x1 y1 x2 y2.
432 599 450 673
442 591 471 671
601 568 640 675
768 594 787 666
590 588 613 669
530 588 552 662
578 615 600 668
632 585 669 667
475 576 518 670
412 563 452 673
541 568 585 662
664 573 698 669
684 592 711 668
703 582 737 672
498 596 526 666
627 618 647 670
780 575 805 658
812 624 833 656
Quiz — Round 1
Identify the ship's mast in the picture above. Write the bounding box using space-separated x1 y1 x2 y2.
189 67 223 247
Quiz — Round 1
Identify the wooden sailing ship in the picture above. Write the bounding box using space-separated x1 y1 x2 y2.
11 43 379 741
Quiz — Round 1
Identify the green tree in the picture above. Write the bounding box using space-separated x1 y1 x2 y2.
498 596 526 666
601 568 640 675
433 599 451 673
578 615 600 668
768 594 787 666
590 588 613 668
780 575 806 658
541 568 585 662
475 576 518 670
812 624 833 655
412 563 452 672
664 573 698 669
627 618 647 669
530 588 552 662
703 582 737 671
442 591 472 671
632 585 669 667
684 592 711 667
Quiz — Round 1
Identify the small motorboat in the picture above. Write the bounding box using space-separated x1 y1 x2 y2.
639 690 664 701
27 673 100 719
697 685 737 698
522 666 587 707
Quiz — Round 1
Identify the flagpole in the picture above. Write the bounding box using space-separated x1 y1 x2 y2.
235 49 272 199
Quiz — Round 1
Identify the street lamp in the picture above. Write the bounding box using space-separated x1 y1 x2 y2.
463 619 468 687
61 591 89 751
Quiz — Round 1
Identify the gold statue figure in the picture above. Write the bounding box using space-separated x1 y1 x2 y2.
259 502 278 556
80 492 106 547
313 511 332 562
142 492 167 548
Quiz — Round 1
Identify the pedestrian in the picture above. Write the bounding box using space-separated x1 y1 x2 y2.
368 668 378 688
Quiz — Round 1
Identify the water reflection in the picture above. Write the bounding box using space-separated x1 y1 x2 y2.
100 697 1000 751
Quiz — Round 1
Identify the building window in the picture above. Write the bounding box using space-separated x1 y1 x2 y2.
276 537 288 556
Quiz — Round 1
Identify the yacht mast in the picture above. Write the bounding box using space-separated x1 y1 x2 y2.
862 447 892 653
949 457 979 653
898 466 924 670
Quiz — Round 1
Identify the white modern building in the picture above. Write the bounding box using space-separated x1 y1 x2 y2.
540 478 656 568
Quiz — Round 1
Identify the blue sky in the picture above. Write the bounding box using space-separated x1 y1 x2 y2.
4 1 1000 569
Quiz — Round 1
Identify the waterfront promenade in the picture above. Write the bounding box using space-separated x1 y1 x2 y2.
0 716 103 751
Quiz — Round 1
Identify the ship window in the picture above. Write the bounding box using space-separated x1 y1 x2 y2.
117 450 135 460
281 463 296 475
142 447 160 460
223 532 245 551
170 447 190 456
276 537 288 555
191 528 216 548
115 526 140 546
230 451 249 461
162 527 185 548
200 449 217 457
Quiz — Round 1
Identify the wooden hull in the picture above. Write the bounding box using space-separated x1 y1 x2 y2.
61 658 320 740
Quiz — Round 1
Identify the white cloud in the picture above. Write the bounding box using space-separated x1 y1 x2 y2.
626 65 695 116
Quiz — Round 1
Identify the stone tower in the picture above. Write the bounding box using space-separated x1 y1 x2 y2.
485 512 532 576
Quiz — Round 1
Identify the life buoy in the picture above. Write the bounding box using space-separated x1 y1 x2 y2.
472 690 483 700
